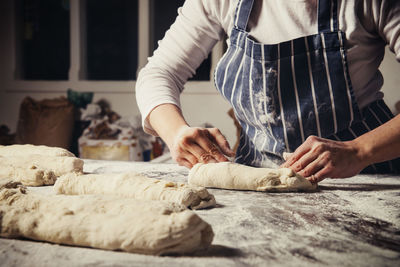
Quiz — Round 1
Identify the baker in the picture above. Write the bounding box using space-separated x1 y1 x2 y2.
136 0 400 183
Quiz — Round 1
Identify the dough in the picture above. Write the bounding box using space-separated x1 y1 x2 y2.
54 172 216 210
0 144 75 157
2 154 83 177
0 155 83 186
0 144 82 186
188 162 317 192
0 180 214 255
0 156 56 186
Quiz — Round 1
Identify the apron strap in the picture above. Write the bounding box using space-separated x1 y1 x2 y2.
234 0 339 33
318 0 339 33
233 0 255 31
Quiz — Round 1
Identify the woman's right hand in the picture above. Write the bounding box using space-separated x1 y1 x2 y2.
148 104 235 168
169 125 235 168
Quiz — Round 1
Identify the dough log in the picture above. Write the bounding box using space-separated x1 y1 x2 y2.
0 145 83 186
54 172 216 210
0 180 214 255
0 156 57 186
0 144 75 157
188 162 317 192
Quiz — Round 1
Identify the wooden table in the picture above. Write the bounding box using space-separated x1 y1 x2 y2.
1 160 399 267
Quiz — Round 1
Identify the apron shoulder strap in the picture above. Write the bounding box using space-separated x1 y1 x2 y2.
318 0 339 33
233 0 255 31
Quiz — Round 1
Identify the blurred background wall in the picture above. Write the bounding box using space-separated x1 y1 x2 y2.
0 0 399 150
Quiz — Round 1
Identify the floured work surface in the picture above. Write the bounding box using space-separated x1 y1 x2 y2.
1 160 400 267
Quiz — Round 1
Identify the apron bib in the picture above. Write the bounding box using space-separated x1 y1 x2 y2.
214 0 400 173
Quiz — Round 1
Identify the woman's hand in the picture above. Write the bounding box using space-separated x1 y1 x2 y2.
148 104 235 169
170 125 235 168
281 136 368 183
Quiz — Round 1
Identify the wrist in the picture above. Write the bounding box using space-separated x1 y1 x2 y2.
347 138 373 168
165 124 190 149
148 104 189 149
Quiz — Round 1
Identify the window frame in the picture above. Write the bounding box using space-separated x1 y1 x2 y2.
3 0 223 95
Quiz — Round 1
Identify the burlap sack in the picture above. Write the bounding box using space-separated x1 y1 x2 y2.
16 96 74 150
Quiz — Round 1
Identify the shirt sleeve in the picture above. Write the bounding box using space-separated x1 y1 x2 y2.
135 0 230 135
373 0 400 60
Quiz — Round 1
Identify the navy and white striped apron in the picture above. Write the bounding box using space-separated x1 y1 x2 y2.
214 0 400 173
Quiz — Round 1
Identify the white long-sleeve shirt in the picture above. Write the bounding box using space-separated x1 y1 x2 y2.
136 0 400 135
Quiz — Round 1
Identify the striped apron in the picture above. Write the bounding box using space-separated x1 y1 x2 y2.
214 0 400 173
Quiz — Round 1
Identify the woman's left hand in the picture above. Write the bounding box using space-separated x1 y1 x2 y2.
281 136 367 183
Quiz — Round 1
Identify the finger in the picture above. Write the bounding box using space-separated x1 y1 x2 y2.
196 135 229 162
298 157 325 178
281 136 317 168
308 167 330 183
282 145 312 167
199 153 218 164
176 158 193 169
307 174 319 184
207 128 235 157
178 131 214 162
183 152 199 167
182 141 219 163
281 145 310 168
174 148 199 167
290 150 319 173
185 142 210 162
178 128 229 163
283 152 292 161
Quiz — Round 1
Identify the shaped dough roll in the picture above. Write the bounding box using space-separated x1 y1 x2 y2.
188 162 317 192
0 155 83 186
0 144 75 157
0 181 214 255
2 155 83 177
54 172 216 209
0 156 57 186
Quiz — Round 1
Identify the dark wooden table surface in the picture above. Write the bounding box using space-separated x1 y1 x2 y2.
1 160 399 267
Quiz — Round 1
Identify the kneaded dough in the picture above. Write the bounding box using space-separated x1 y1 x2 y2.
0 145 83 186
0 155 83 186
2 154 83 177
0 180 214 255
0 144 74 157
0 156 56 186
188 162 317 192
54 172 216 210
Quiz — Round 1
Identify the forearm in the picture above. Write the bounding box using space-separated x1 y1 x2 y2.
351 114 400 166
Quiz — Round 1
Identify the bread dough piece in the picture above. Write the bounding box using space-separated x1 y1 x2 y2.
0 156 56 186
0 144 75 157
0 154 83 186
0 144 82 186
54 172 216 209
0 180 214 255
188 162 317 192
2 154 83 177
